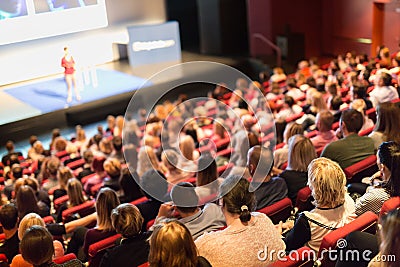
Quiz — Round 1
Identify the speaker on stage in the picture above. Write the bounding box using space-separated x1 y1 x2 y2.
197 0 248 55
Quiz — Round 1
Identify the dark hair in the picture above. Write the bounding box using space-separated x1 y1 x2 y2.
170 182 199 214
378 142 400 197
20 225 54 266
197 153 218 187
119 168 143 202
29 136 38 147
12 165 23 179
381 72 392 86
83 150 94 164
330 95 343 111
341 109 363 133
16 186 40 219
284 95 295 107
0 204 18 230
220 175 256 223
91 156 106 173
238 99 248 110
112 136 123 152
140 169 168 201
286 77 297 88
5 140 14 152
352 82 367 99
375 102 400 144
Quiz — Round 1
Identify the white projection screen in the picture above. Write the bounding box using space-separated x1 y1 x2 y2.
0 0 108 46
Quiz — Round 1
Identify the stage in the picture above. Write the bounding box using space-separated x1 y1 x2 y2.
0 51 252 144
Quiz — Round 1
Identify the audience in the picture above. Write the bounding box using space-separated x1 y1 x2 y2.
283 157 356 252
321 109 375 169
99 203 150 267
195 175 285 266
247 146 288 209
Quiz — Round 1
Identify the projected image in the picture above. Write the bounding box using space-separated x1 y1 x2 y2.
0 0 28 20
34 0 97 13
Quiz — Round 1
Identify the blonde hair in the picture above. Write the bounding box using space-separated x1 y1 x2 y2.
111 203 143 238
283 123 304 143
137 146 160 177
57 167 73 190
103 158 121 178
350 99 366 115
67 178 85 207
379 209 400 267
149 220 198 267
287 135 317 172
115 115 125 134
213 118 227 139
18 213 45 240
311 91 328 113
307 157 346 208
179 135 195 161
76 128 86 142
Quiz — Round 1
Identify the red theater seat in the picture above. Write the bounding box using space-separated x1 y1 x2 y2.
130 196 149 206
267 246 315 267
257 197 293 224
53 253 77 264
295 186 314 212
358 126 374 136
344 155 378 183
317 211 378 267
54 195 70 211
66 158 85 170
380 197 400 217
285 112 304 124
88 234 121 267
62 200 96 223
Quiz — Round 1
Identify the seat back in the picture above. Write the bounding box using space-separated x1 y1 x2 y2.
53 253 77 264
88 234 121 267
54 194 70 211
344 155 378 183
257 198 293 224
130 196 149 206
62 200 96 223
295 186 314 212
317 211 378 267
66 158 85 170
380 197 400 217
267 246 315 267
358 126 374 136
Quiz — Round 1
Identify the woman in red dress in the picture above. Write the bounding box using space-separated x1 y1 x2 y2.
61 46 80 103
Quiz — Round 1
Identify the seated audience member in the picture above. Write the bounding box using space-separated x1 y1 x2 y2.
40 157 61 191
283 157 356 252
321 109 375 169
179 135 200 166
53 167 73 200
330 95 344 123
161 149 191 185
354 141 400 215
137 146 161 177
275 96 302 122
279 135 317 205
83 156 106 195
274 122 304 170
350 82 373 110
77 150 94 181
311 110 338 151
350 99 374 132
56 178 87 223
285 77 305 100
20 226 84 267
67 188 119 261
11 213 64 267
2 140 23 167
24 177 51 208
155 182 225 240
149 220 212 267
118 168 143 203
27 135 38 159
16 185 50 219
99 203 150 267
247 146 288 210
4 163 23 200
109 136 125 163
368 102 400 150
0 204 20 263
370 72 399 107
102 158 122 192
28 141 46 162
195 153 222 203
136 170 169 232
195 175 286 266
